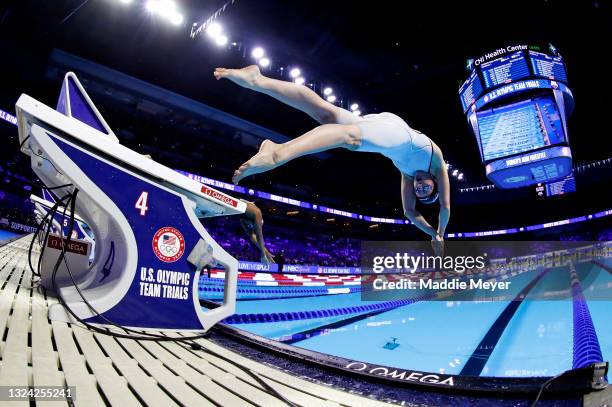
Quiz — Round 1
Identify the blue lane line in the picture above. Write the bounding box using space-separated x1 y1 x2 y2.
199 284 361 301
460 268 551 376
223 295 428 324
569 263 604 369
278 306 398 344
202 291 346 301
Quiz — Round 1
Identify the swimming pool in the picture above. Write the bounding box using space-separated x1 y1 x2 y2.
201 259 611 381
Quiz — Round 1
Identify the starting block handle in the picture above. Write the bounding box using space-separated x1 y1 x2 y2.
183 197 238 327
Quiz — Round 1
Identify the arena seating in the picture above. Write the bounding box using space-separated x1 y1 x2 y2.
204 216 361 266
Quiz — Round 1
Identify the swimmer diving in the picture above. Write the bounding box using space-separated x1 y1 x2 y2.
214 65 450 252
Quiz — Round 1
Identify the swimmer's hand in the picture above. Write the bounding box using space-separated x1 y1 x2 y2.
431 234 444 257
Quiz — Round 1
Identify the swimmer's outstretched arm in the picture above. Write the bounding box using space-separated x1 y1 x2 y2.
401 174 440 239
434 164 451 237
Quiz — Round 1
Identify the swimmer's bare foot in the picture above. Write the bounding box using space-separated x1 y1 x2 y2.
214 65 262 89
232 139 278 184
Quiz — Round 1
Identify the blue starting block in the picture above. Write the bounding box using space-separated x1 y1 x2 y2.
16 72 246 331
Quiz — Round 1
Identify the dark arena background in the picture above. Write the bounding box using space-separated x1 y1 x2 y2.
0 1 610 406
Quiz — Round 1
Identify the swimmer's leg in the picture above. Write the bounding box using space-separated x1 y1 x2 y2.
233 123 361 184
214 65 353 125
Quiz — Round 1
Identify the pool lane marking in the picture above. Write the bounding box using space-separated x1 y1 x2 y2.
277 307 406 345
592 260 612 275
273 296 432 344
459 268 552 376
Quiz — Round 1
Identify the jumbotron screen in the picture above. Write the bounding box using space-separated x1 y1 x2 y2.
529 51 568 82
458 46 570 114
535 173 577 198
459 70 484 112
546 173 577 196
480 51 531 88
476 96 565 162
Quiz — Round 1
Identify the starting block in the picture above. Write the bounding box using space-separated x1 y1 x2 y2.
30 193 96 285
16 72 246 331
31 193 95 247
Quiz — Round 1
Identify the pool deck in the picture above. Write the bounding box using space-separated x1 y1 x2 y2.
0 236 393 407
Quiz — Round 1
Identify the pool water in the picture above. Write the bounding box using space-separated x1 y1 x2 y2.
201 261 611 378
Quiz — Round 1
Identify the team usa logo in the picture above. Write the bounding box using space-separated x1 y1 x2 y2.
152 227 185 263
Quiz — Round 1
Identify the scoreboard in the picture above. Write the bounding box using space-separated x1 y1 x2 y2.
477 96 565 162
536 173 576 198
459 70 484 112
529 51 568 82
459 44 575 188
481 51 531 88
545 173 577 196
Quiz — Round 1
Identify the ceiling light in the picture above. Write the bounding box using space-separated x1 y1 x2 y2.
289 68 301 78
251 47 265 59
215 34 228 46
170 12 183 25
157 0 176 15
206 22 222 38
146 0 159 12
